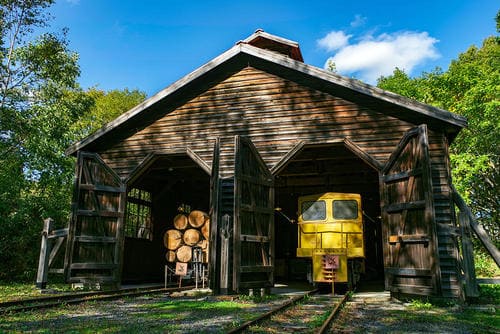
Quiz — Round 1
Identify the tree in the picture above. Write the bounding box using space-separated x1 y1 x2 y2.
377 13 500 247
73 88 146 139
0 0 82 280
0 1 146 281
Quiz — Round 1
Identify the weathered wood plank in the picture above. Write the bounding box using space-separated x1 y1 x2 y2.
36 218 54 289
240 235 270 243
383 168 422 183
384 200 426 213
452 185 500 267
70 263 118 270
76 210 123 218
385 268 432 276
240 265 273 273
75 236 117 243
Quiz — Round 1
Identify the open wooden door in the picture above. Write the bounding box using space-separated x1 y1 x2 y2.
65 152 126 287
208 138 220 292
234 136 274 292
380 124 441 296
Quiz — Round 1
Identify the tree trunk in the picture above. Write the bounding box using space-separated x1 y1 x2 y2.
176 245 192 262
183 229 201 246
173 214 188 230
188 210 208 228
201 219 210 239
164 229 183 250
166 250 176 262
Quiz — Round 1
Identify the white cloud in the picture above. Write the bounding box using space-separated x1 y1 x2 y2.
322 31 439 84
317 31 352 51
350 15 366 28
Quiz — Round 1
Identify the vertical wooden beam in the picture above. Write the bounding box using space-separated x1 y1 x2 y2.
459 211 479 297
452 187 500 268
418 124 442 295
36 218 54 289
114 181 127 290
268 183 275 286
220 214 232 294
209 138 221 293
233 136 242 293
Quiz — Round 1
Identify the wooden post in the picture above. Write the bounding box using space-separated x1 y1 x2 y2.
220 214 232 294
452 186 500 268
459 212 479 297
36 218 54 289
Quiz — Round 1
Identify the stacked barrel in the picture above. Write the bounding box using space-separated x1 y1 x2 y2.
163 210 210 264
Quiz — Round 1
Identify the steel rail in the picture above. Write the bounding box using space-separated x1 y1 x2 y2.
316 292 349 334
228 289 349 334
0 284 168 308
0 285 194 314
227 289 325 333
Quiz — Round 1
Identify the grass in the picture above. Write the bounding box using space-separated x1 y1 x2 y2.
475 284 500 304
383 302 499 333
0 291 286 333
334 284 499 334
307 309 332 328
475 251 500 277
1 283 498 333
0 282 75 303
409 299 434 310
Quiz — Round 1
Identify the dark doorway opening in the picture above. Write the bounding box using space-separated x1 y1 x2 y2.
122 152 211 283
273 143 384 285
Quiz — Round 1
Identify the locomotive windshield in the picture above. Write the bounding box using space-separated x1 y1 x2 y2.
333 200 358 219
301 200 326 221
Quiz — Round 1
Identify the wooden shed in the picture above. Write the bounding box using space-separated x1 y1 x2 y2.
64 30 476 299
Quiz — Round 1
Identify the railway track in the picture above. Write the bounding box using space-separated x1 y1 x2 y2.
229 290 349 334
0 285 195 314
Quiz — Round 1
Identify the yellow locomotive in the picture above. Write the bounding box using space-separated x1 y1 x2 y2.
296 192 365 288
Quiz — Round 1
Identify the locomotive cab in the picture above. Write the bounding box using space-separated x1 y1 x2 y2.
296 192 365 287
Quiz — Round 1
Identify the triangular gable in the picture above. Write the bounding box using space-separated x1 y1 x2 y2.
66 31 466 156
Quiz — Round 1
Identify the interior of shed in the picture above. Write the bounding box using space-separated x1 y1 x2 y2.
119 143 384 290
273 143 384 286
121 153 211 283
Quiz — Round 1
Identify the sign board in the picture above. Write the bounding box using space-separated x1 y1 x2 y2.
175 262 188 276
323 255 339 270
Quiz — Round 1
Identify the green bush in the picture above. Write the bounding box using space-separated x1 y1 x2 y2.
474 251 500 277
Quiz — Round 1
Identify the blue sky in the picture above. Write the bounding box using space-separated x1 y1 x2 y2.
48 0 498 97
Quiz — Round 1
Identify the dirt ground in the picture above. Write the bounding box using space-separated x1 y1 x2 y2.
1 282 498 333
330 287 499 333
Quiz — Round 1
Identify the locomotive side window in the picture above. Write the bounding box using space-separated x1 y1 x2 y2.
301 200 326 221
333 200 358 220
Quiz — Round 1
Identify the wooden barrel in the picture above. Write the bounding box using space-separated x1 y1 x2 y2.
164 229 182 250
173 214 188 230
201 219 210 239
176 245 192 262
183 229 200 246
188 210 208 228
165 250 176 262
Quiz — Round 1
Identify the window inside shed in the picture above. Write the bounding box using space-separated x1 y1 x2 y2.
125 188 153 240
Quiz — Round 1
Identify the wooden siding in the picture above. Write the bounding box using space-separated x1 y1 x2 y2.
94 66 460 297
99 67 417 178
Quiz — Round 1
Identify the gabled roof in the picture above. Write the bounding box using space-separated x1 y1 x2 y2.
66 31 467 156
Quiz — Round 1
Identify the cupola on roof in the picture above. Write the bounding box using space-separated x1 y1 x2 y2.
239 29 304 62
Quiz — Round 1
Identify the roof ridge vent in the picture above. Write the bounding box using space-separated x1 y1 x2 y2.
240 29 304 62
